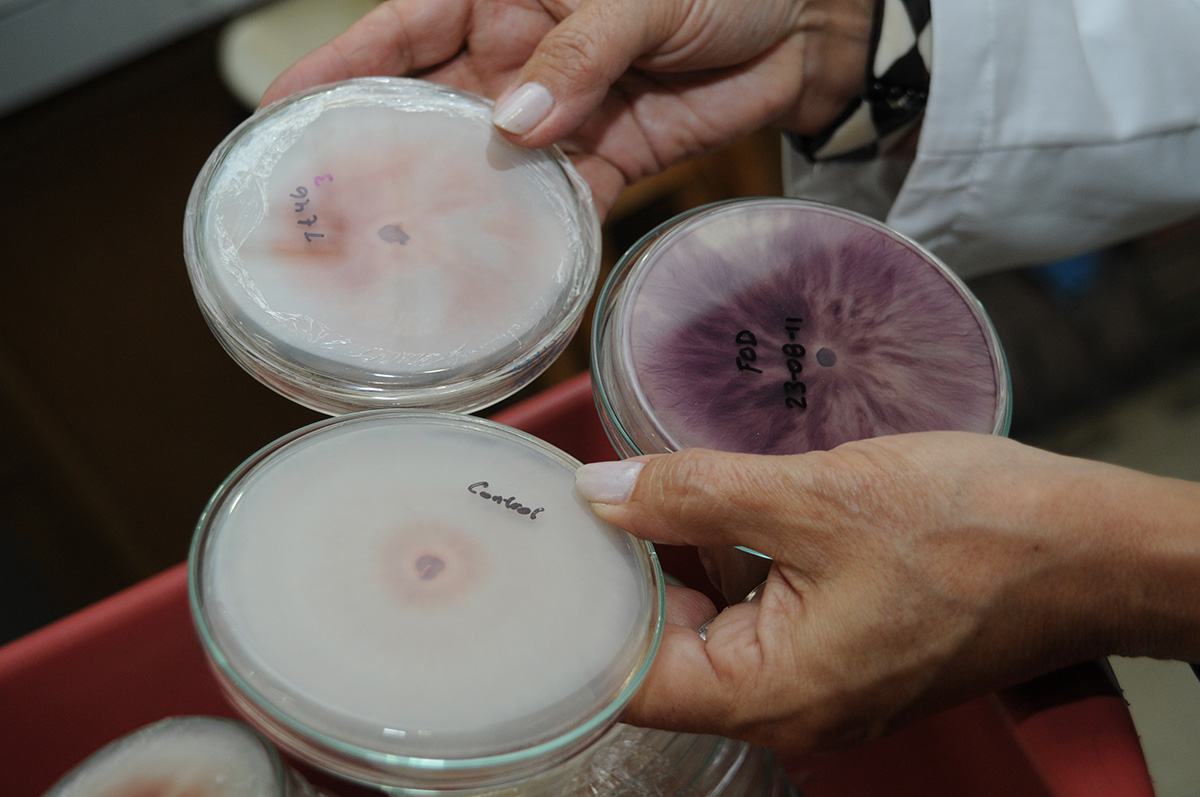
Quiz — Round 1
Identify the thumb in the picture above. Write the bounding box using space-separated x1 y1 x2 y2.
574 449 798 556
491 0 676 144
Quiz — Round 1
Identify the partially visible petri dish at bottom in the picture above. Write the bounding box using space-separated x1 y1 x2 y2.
42 716 329 797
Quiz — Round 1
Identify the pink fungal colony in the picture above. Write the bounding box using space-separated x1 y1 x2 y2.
234 105 570 369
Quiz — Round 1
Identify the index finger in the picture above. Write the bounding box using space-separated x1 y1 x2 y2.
260 0 472 106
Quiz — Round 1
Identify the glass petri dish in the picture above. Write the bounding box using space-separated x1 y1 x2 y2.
184 77 601 415
189 411 664 792
592 197 1011 458
42 716 321 797
558 724 797 797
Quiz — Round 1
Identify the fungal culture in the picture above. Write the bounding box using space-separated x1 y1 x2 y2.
43 716 320 797
592 198 1010 458
184 78 600 414
189 411 663 791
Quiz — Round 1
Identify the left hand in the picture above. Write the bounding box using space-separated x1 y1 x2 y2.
260 0 873 217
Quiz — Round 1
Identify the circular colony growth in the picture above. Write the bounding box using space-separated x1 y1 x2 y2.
184 78 601 414
43 717 294 797
190 411 663 791
593 198 1010 456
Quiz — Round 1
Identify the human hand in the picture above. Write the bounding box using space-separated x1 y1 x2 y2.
575 433 1200 753
260 0 874 216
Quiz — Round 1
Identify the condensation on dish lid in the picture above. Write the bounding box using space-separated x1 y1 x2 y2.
592 198 1012 458
184 77 601 415
189 411 664 791
43 716 292 797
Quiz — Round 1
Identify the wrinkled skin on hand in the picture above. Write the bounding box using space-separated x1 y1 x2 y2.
262 0 872 216
583 432 1200 753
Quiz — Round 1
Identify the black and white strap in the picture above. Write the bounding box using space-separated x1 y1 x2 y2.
790 0 932 162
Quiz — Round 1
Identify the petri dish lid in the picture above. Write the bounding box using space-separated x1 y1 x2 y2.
592 198 1011 457
44 716 288 797
184 77 601 415
189 411 664 791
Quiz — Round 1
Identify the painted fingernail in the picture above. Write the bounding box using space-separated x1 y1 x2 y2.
575 460 644 504
492 82 554 135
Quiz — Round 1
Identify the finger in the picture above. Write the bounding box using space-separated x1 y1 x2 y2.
490 0 678 145
261 0 471 106
575 449 801 556
622 600 767 737
561 150 627 219
663 584 717 630
698 543 774 604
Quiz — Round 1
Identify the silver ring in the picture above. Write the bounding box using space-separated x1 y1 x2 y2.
696 579 768 641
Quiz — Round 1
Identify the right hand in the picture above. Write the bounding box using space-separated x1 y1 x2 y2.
575 434 1200 753
262 0 875 216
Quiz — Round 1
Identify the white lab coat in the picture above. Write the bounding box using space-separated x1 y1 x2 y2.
784 0 1200 278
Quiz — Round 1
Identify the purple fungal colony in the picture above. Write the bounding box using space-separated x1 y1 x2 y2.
627 203 1002 455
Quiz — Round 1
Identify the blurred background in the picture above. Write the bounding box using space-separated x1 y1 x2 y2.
2 9 1200 782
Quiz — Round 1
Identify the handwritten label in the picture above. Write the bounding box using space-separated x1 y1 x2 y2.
733 317 808 409
734 329 762 374
468 481 545 519
288 174 333 243
781 317 807 408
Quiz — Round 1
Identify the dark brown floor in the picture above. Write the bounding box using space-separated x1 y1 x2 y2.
2 23 1198 645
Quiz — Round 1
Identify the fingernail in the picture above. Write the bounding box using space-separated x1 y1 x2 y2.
492 82 554 135
575 460 644 504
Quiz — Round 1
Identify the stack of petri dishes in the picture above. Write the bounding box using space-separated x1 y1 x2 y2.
182 77 798 796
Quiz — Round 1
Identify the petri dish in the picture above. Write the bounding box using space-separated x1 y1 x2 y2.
184 77 600 415
189 411 664 792
42 716 314 797
592 197 1011 458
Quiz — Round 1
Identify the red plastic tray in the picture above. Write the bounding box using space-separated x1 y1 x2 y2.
0 372 1153 796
